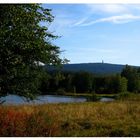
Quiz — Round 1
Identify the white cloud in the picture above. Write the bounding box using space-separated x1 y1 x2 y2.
73 14 140 26
72 17 89 26
86 4 129 14
49 15 76 36
72 4 140 27
49 4 140 29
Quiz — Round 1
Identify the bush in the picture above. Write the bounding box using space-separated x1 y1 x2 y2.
116 92 135 100
56 88 66 95
87 92 100 101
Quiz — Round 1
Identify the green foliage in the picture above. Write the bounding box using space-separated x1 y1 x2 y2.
38 69 136 95
0 4 63 99
116 92 131 100
38 65 140 96
121 65 140 93
72 72 93 93
119 77 128 92
117 92 140 101
57 88 66 95
90 93 99 101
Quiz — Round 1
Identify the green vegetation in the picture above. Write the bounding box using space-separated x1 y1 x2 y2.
0 4 140 137
1 4 140 102
24 64 139 104
39 65 140 97
121 65 140 93
116 92 140 101
0 95 140 136
0 4 64 101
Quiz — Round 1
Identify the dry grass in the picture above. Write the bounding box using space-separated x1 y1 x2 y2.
0 98 140 137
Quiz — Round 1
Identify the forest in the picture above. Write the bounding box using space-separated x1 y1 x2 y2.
39 65 140 95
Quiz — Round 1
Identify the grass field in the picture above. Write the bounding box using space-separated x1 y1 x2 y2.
0 94 140 137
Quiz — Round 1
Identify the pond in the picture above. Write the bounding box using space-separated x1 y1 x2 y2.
100 97 115 102
0 94 115 105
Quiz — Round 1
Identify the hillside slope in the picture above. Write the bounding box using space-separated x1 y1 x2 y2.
44 63 130 74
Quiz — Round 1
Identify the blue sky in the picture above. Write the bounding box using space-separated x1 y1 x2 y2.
43 4 140 66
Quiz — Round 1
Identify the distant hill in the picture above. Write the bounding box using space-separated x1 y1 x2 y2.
44 63 138 75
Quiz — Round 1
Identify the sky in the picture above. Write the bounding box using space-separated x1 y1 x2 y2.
43 4 140 66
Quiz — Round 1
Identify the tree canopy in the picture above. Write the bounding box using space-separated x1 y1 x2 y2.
121 65 140 93
0 4 63 100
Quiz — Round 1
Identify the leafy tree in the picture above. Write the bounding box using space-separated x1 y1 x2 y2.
119 77 128 92
0 4 63 101
113 75 127 93
130 72 140 93
121 65 140 93
94 75 127 94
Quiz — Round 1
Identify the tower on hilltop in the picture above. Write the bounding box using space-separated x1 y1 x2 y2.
102 60 104 64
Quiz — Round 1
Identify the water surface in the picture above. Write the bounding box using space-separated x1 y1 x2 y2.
0 94 114 105
1 95 87 105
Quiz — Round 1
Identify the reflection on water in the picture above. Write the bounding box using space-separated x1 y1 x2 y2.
0 95 87 105
100 97 115 102
0 95 114 105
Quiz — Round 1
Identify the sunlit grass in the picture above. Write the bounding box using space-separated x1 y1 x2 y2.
0 95 140 136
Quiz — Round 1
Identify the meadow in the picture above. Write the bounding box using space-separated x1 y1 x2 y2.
0 94 140 137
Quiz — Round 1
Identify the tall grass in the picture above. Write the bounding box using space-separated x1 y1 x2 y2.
0 95 140 137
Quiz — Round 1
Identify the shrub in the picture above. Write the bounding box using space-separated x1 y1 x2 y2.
57 88 66 95
116 92 131 100
88 92 100 101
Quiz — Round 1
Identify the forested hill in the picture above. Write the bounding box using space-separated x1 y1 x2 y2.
44 63 135 74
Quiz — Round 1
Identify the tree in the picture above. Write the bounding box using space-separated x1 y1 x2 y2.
119 77 128 92
113 75 127 93
58 72 74 92
121 65 140 93
94 75 127 94
0 4 63 101
72 72 93 93
39 70 51 93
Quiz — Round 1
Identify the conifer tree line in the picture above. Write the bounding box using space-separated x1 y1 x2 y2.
39 65 140 94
